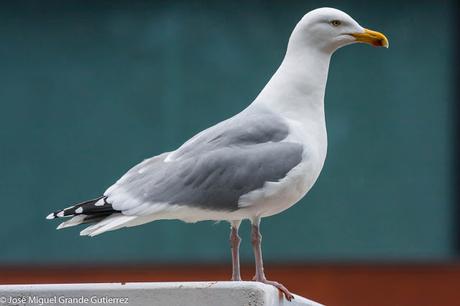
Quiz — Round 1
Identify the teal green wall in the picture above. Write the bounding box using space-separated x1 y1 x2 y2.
0 1 455 263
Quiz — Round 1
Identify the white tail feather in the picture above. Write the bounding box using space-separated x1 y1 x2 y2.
80 214 136 237
57 215 87 230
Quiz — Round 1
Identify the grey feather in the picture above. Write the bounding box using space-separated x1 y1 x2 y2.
170 106 291 161
105 106 304 214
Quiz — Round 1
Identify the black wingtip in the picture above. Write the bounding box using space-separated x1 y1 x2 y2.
46 196 118 221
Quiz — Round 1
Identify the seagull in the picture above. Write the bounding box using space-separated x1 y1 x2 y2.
47 7 388 300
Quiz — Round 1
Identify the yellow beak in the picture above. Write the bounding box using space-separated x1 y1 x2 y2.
351 28 389 48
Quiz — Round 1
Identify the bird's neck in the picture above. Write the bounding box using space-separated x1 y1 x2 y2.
252 46 332 124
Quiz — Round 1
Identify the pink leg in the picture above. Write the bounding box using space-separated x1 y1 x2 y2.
229 221 241 281
251 219 294 301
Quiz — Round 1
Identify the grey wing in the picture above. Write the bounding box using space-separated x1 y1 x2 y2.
166 105 291 161
104 107 304 215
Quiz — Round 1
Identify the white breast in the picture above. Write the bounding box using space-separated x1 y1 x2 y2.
237 116 328 219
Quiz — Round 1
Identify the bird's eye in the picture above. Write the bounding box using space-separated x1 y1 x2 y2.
330 20 341 27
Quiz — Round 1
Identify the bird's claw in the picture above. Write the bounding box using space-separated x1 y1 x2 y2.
253 277 294 301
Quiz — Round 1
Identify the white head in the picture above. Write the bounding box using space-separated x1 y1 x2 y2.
288 7 389 55
253 8 388 115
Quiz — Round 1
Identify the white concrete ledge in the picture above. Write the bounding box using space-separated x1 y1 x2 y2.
0 281 324 306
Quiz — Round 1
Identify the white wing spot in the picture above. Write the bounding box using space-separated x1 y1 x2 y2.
75 207 83 214
94 199 105 206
